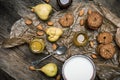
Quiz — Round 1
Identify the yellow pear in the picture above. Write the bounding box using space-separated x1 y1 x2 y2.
33 4 52 20
40 63 58 77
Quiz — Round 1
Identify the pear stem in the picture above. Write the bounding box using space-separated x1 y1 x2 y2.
34 68 42 71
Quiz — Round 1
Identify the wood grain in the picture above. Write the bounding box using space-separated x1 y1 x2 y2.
0 0 120 80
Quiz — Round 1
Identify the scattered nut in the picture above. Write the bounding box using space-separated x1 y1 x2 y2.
37 31 44 36
52 44 57 50
80 19 85 26
79 9 84 16
88 9 92 15
91 54 97 59
37 24 43 30
31 8 34 12
25 19 32 25
29 66 36 71
47 21 54 26
90 41 94 48
56 74 61 80
44 0 50 3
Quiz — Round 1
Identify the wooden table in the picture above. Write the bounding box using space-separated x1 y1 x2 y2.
0 0 120 80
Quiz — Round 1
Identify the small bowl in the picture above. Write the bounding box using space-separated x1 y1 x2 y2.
29 38 45 54
73 32 88 47
57 0 73 9
62 55 96 80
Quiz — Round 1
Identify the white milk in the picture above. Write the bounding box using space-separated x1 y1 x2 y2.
60 0 69 4
62 55 95 80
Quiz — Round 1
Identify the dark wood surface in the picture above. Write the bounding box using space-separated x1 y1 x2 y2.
0 0 120 80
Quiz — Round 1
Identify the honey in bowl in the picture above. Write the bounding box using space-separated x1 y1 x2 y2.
77 34 85 43
29 38 45 53
62 55 96 80
73 32 88 46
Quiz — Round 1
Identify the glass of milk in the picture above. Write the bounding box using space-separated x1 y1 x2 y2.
62 55 96 80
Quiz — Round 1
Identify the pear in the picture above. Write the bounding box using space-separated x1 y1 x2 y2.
33 4 52 20
40 63 58 77
29 63 58 77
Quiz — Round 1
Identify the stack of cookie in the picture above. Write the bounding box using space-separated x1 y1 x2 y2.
97 32 115 59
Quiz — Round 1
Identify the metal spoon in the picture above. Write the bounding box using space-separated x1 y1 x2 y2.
31 46 67 66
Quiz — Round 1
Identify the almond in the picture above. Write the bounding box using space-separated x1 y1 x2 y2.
37 31 44 36
47 21 54 26
88 9 92 15
56 74 61 80
90 41 94 48
80 19 85 26
44 0 50 3
37 24 43 30
52 44 57 50
91 54 97 59
29 66 35 71
31 8 34 12
79 9 84 16
25 19 32 25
